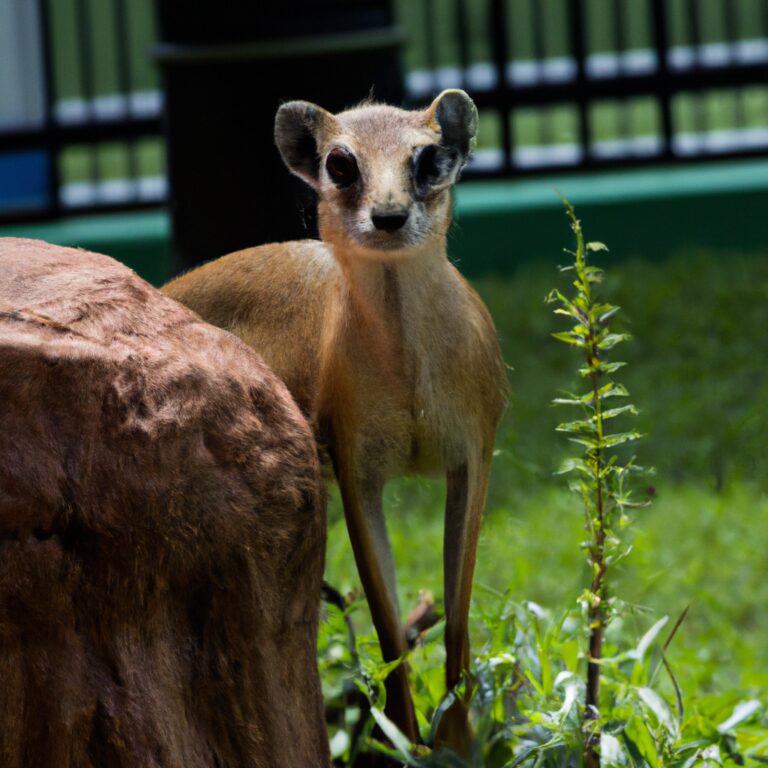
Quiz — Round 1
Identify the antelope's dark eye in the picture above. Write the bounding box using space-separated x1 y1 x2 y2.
325 148 359 187
413 144 440 190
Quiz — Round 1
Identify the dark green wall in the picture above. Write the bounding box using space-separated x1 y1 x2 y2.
0 211 171 286
451 159 768 276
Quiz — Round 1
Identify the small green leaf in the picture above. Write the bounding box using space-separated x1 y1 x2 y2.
587 241 609 252
568 436 600 449
524 669 545 695
557 419 597 434
600 361 628 374
600 732 627 766
555 457 590 476
599 306 621 324
598 333 632 350
637 687 677 735
625 715 660 768
427 690 458 747
552 331 587 347
369 707 417 765
599 382 630 399
600 405 640 421
369 655 406 682
661 654 684 722
552 396 585 406
546 288 568 305
717 699 762 733
633 616 669 661
602 432 643 448
507 745 541 767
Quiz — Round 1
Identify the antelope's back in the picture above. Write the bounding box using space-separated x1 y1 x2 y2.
163 238 338 416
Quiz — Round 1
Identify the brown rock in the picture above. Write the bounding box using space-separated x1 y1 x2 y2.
0 238 329 767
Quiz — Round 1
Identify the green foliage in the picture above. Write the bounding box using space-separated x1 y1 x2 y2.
547 200 649 625
321 596 767 766
547 199 653 764
318 207 768 765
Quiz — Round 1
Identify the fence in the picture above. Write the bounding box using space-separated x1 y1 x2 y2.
400 0 768 176
1 0 768 221
0 0 163 222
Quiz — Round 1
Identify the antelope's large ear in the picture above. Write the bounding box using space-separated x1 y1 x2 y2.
426 89 478 163
274 100 336 189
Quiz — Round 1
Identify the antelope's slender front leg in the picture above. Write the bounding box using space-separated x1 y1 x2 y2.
436 445 494 755
334 463 420 744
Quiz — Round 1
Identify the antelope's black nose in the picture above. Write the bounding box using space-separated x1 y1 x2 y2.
371 210 409 232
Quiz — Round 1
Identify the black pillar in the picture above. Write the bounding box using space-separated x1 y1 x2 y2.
153 0 403 274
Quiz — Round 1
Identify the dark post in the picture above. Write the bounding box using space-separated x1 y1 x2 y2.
489 0 512 172
568 0 591 166
650 0 674 160
455 0 470 91
153 0 403 274
74 0 99 185
36 0 60 217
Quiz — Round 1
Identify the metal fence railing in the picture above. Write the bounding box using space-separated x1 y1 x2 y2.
1 0 767 222
0 0 163 222
399 0 768 177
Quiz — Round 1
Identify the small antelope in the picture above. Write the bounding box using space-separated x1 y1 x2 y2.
163 90 508 754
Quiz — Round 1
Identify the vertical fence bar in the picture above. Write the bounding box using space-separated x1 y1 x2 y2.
530 0 551 147
113 0 140 194
75 0 99 191
685 0 707 142
113 0 132 102
423 0 440 92
686 0 701 63
531 0 546 72
36 0 61 216
455 0 470 90
651 0 674 159
723 0 745 130
722 0 738 55
14 0 768 203
762 0 768 135
567 0 590 162
763 0 768 37
614 0 631 142
489 0 512 172
613 0 627 67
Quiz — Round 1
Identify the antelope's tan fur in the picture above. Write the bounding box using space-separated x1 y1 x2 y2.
164 90 509 755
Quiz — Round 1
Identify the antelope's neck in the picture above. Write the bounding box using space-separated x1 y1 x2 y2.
334 241 450 357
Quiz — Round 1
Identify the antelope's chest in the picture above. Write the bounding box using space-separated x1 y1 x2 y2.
328 258 501 479
351 335 471 478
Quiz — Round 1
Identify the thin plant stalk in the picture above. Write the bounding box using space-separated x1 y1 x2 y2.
549 199 645 768
570 207 605 768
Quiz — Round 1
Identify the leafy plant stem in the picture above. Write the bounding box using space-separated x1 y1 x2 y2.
575 206 606 768
549 198 645 768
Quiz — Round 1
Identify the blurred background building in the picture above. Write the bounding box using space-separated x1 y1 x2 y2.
1 0 767 280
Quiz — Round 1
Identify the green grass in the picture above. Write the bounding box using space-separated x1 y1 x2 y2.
322 246 768 713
